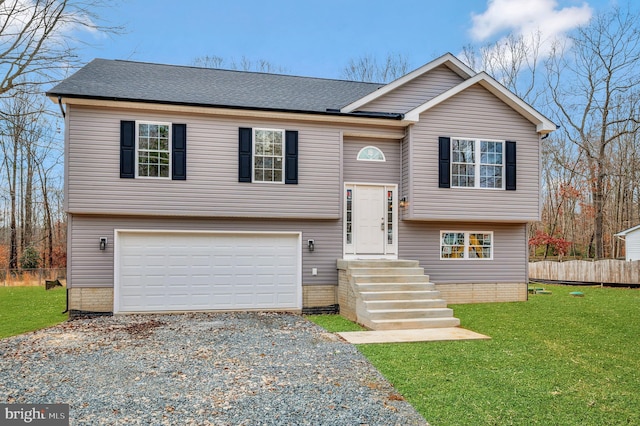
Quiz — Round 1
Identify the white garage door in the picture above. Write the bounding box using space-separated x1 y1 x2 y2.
115 231 301 313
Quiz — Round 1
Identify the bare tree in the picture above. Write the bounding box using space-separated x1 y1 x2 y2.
35 143 61 268
0 87 37 268
461 31 543 105
0 0 122 96
342 52 410 83
191 55 224 69
0 86 64 270
546 6 640 259
192 55 288 74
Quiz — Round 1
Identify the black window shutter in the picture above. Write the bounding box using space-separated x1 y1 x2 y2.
438 137 451 188
238 127 252 182
505 141 516 190
172 124 187 180
285 130 298 184
120 120 135 178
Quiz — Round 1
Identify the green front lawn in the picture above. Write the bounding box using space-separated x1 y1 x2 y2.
308 285 640 425
305 313 367 332
0 286 68 339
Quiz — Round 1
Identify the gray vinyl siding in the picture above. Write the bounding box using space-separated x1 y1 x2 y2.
68 214 341 288
342 139 401 184
360 65 465 113
70 214 524 290
408 84 541 222
399 221 527 283
66 105 360 219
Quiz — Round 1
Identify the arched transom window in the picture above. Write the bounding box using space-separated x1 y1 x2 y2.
357 146 386 162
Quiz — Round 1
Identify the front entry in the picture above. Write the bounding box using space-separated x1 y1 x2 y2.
355 186 385 253
344 184 397 258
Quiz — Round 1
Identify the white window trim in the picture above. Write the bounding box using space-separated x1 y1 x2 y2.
451 138 505 190
440 231 494 260
135 121 172 179
252 127 285 184
357 146 386 162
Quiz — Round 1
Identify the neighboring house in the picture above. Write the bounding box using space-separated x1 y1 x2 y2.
615 225 640 261
47 53 556 318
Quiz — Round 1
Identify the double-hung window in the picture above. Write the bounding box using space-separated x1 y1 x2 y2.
253 128 284 183
440 231 493 260
137 122 171 178
120 120 186 180
451 138 504 189
238 127 297 184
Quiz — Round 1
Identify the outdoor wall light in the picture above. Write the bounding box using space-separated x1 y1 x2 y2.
307 239 315 252
99 237 108 251
399 196 408 208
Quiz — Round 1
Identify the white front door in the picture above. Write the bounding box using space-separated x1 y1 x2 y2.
355 186 385 254
344 184 397 258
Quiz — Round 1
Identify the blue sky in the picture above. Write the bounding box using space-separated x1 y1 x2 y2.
79 0 612 79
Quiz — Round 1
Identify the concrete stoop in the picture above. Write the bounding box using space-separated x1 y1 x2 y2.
337 259 460 330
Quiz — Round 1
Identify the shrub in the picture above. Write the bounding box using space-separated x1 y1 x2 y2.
20 246 40 269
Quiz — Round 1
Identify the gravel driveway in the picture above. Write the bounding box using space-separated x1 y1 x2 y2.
0 313 427 425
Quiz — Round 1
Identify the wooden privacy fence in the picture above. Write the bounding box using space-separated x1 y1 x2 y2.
529 260 640 285
1 268 67 287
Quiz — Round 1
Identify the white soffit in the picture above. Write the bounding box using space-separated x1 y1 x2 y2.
341 53 476 113
403 72 557 135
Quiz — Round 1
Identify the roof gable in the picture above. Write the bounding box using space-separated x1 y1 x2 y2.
403 72 556 134
615 224 640 237
353 64 466 114
340 53 475 113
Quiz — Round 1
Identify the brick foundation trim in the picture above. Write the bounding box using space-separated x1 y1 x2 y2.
69 285 338 314
435 282 527 304
68 287 114 313
302 285 337 309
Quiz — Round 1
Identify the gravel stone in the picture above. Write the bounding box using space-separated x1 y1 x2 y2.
0 312 428 425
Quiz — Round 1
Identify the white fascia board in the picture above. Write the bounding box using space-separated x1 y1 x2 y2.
341 53 476 113
615 224 640 237
403 72 557 135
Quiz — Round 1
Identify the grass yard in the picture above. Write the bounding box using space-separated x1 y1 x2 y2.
305 313 367 332
308 285 640 425
0 286 68 339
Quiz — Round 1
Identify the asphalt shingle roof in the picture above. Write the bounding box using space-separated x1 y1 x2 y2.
47 59 386 114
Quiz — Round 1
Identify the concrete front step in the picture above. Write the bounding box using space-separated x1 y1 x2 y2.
360 290 440 301
368 317 461 330
338 258 461 331
366 307 455 320
364 299 448 310
337 259 420 269
348 267 426 276
352 275 432 284
357 282 438 292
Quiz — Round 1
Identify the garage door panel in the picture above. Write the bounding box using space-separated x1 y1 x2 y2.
116 232 301 313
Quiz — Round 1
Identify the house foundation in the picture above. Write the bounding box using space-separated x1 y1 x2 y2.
68 287 114 313
302 285 338 314
68 286 340 315
434 282 527 304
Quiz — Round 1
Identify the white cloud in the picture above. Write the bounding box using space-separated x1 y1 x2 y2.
470 0 593 42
